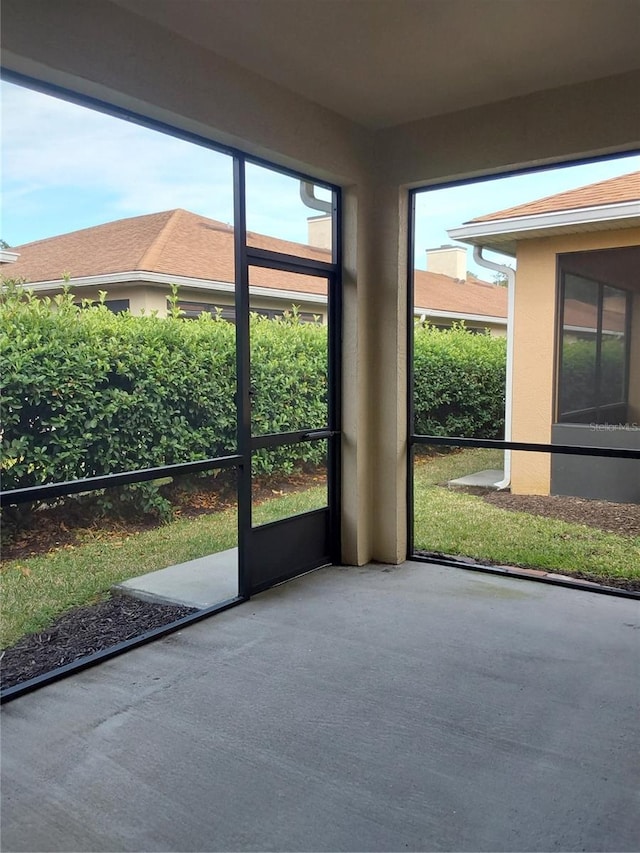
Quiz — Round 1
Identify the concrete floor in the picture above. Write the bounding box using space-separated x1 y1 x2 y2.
2 562 639 852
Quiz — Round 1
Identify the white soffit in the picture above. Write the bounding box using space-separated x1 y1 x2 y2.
111 0 640 129
448 201 640 256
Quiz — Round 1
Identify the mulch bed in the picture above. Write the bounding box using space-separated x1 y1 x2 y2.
0 596 197 691
2 469 325 563
1 470 323 692
478 491 640 538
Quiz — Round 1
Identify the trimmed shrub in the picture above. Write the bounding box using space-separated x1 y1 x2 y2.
0 288 326 516
413 322 506 439
1 289 505 518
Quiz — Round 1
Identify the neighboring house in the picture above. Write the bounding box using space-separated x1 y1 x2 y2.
449 170 640 503
2 211 506 333
1 209 330 322
415 245 507 335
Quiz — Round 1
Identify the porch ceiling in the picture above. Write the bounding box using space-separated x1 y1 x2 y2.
111 0 640 129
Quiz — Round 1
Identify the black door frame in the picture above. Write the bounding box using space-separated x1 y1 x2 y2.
0 71 343 700
233 156 342 597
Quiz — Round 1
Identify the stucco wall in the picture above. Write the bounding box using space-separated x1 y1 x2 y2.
31 283 327 321
511 226 640 496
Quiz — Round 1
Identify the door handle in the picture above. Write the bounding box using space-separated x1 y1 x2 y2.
301 429 335 441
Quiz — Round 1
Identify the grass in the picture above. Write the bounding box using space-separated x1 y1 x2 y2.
0 485 327 649
2 451 638 649
413 448 640 579
252 483 326 526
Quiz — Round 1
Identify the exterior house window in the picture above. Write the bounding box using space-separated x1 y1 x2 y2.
175 300 236 321
557 271 630 425
79 298 130 313
103 299 130 314
174 299 319 324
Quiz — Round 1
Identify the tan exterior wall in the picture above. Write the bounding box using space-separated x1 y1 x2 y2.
511 226 640 496
307 216 332 251
35 284 328 321
127 287 167 317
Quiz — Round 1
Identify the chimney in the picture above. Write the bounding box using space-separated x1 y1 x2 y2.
307 215 332 251
426 245 467 280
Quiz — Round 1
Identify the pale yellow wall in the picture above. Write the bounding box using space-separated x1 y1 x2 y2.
511 227 640 496
126 287 166 317
308 217 332 251
3 0 640 564
37 283 169 317
487 324 507 338
37 284 328 322
509 241 555 495
420 318 506 336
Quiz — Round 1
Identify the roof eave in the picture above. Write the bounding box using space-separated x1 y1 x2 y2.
413 307 506 326
6 271 329 306
447 201 640 256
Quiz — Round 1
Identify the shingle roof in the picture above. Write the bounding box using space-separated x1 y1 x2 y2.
5 209 506 319
414 269 507 319
563 298 626 334
6 209 331 296
469 171 640 224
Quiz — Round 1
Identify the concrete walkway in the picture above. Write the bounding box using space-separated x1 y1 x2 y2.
2 562 639 852
449 468 504 488
114 548 238 608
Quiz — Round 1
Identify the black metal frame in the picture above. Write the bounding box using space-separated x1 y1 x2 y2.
406 166 640 571
239 169 343 588
0 455 242 507
0 72 343 701
556 263 633 425
412 435 640 459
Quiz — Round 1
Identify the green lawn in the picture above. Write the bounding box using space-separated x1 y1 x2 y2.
2 452 638 649
413 448 640 579
0 486 327 649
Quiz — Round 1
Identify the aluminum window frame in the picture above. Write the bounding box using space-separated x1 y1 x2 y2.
407 160 640 561
0 68 343 701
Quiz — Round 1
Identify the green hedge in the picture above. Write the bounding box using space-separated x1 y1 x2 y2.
1 288 506 517
0 288 327 516
413 322 506 438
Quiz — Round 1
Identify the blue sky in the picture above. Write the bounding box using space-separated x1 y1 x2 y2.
415 154 640 275
2 80 639 277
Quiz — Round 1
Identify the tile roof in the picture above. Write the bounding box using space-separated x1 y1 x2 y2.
469 171 640 223
414 269 507 319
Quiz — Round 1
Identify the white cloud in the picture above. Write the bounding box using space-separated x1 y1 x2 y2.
2 83 234 225
1 82 334 247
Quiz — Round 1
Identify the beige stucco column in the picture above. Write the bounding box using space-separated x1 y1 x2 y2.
510 240 556 494
341 179 409 565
